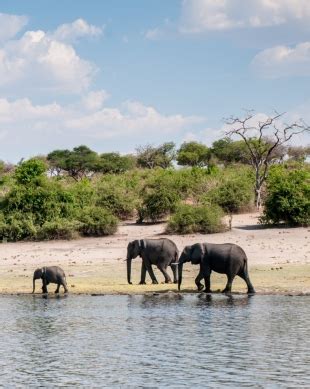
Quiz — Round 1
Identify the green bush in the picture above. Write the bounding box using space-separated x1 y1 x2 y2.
203 173 254 213
139 188 180 222
0 212 37 241
37 219 81 240
167 204 226 234
14 159 47 184
261 165 310 226
77 206 118 236
95 177 137 220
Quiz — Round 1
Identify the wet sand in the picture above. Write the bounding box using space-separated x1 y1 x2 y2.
0 213 309 295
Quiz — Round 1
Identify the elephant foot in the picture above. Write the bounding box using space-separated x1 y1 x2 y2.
248 289 256 294
165 280 172 284
203 289 212 293
197 284 204 291
173 280 178 284
55 291 59 294
139 281 146 285
152 280 158 285
222 289 232 294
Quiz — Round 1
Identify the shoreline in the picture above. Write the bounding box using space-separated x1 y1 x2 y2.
0 212 309 295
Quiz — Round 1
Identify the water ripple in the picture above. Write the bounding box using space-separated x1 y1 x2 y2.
0 294 309 388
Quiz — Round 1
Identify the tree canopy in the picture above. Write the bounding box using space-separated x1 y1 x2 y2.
177 141 210 167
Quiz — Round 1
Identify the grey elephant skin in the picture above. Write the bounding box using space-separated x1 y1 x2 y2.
178 243 255 294
32 266 68 294
127 238 179 285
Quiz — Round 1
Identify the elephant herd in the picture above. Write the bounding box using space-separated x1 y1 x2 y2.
32 238 255 295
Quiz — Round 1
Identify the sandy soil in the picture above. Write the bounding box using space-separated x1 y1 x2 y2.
0 213 309 295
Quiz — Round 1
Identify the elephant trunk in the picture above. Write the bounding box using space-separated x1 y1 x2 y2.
178 263 183 291
127 258 132 284
32 277 36 293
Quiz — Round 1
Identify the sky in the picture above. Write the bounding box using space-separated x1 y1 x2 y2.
0 0 310 162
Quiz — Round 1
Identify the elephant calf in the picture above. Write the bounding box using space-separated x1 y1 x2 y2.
126 238 179 284
178 243 255 294
32 266 68 294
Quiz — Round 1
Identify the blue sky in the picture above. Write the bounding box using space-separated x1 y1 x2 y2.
0 0 310 161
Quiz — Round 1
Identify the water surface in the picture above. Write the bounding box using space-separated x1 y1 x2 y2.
0 294 309 388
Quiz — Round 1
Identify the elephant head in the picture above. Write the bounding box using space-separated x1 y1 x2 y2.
32 268 44 293
178 243 205 290
126 240 143 284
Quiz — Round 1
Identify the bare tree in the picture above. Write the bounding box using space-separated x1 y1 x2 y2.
225 110 309 209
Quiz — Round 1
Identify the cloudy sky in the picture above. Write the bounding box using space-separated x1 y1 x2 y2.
1 0 310 162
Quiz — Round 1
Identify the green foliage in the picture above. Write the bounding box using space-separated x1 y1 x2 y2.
167 204 226 234
37 219 81 240
77 206 118 236
136 142 176 169
14 159 47 184
139 187 180 222
202 169 254 213
177 141 210 167
261 165 310 226
98 153 136 174
211 138 251 164
47 145 99 180
0 212 37 241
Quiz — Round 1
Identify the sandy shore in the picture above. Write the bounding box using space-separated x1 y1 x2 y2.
0 212 309 295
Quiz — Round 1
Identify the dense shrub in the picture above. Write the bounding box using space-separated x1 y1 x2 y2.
261 166 310 226
167 204 226 234
14 159 47 184
0 212 37 241
77 206 118 236
95 177 137 220
37 219 81 240
203 171 254 213
139 188 180 222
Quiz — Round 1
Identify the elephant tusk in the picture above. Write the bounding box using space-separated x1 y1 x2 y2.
170 262 179 266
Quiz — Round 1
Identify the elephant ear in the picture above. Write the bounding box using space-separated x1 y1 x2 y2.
191 243 205 264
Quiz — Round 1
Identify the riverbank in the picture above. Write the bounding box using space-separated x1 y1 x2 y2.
0 213 309 295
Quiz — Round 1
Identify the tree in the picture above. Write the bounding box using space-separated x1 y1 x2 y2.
211 137 251 164
287 145 310 162
176 141 210 167
225 110 309 208
14 158 47 184
98 153 136 174
47 146 99 180
136 142 176 169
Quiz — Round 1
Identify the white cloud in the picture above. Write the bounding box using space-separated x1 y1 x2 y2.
53 18 103 42
0 96 205 161
0 13 28 42
82 90 110 111
252 41 310 78
0 19 101 95
180 0 310 33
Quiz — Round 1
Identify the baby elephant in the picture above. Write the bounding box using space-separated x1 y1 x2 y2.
32 266 68 294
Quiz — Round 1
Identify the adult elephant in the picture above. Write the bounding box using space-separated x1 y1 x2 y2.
126 238 179 285
178 243 255 294
32 266 68 294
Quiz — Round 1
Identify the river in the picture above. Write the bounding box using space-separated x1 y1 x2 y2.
0 294 309 388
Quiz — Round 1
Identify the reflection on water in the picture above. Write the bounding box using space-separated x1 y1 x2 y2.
0 294 309 388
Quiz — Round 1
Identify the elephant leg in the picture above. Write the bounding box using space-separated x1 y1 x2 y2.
170 264 178 283
55 284 60 294
157 263 172 284
144 259 158 284
139 262 147 285
201 262 211 293
222 275 235 293
42 279 48 294
195 270 204 291
238 270 255 294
